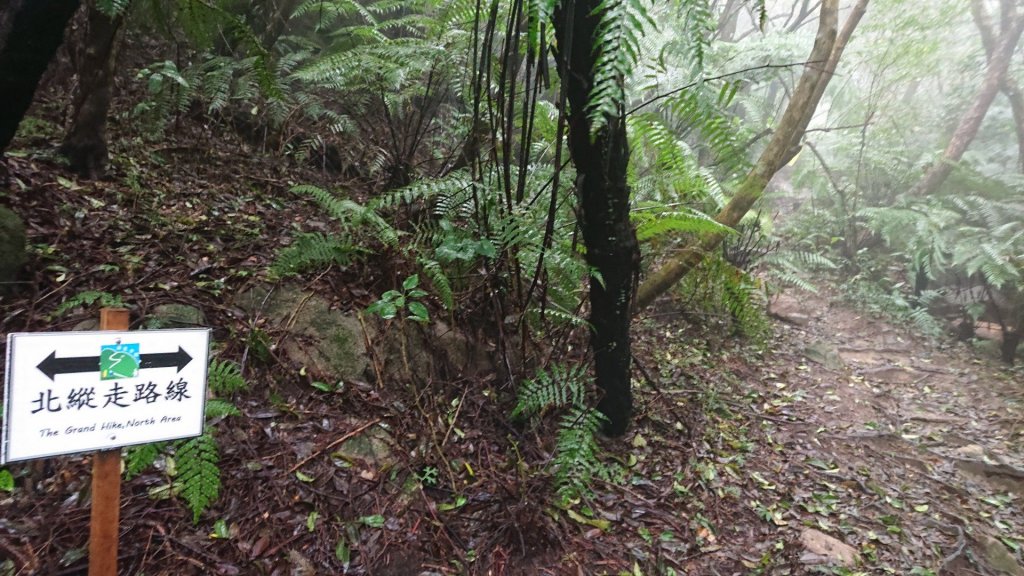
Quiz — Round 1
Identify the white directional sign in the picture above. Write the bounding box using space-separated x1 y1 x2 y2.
2 329 211 464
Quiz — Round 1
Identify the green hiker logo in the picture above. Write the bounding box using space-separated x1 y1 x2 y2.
100 343 141 380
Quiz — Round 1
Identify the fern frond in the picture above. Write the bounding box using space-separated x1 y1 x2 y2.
175 433 220 523
205 399 241 418
588 0 655 135
676 0 714 72
208 359 246 395
371 170 472 212
419 258 453 310
632 204 732 242
124 442 164 480
271 232 360 277
512 363 589 420
97 0 131 17
553 406 606 501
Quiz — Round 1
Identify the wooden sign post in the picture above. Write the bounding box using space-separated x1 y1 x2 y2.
89 308 129 576
1 310 211 574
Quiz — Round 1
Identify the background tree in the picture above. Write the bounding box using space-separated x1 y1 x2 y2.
634 0 849 310
971 0 1024 171
908 0 1024 196
0 0 80 154
60 0 128 177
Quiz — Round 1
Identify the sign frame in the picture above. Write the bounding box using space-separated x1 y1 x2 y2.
2 328 211 464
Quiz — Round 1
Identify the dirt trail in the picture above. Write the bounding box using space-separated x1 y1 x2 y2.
761 287 1024 574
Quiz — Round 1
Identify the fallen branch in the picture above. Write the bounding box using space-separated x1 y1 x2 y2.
289 418 383 473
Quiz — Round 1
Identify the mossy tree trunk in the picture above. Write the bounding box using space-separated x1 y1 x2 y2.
0 0 80 154
552 0 639 436
60 0 126 178
634 0 851 312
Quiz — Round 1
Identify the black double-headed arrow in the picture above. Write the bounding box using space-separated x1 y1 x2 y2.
36 346 193 381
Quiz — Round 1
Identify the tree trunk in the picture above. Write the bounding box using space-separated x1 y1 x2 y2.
635 0 848 312
0 0 80 153
553 0 638 436
971 0 1024 172
908 0 1024 197
260 0 301 51
1002 330 1020 365
60 0 125 178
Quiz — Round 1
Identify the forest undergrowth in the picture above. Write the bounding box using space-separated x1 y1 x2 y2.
1 93 1023 574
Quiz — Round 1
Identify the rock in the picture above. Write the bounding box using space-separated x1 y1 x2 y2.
769 293 813 326
73 318 100 331
236 285 368 382
954 444 986 460
281 297 367 382
145 303 207 328
431 321 493 378
977 533 1024 576
236 283 492 383
804 342 845 370
0 206 27 293
799 528 860 567
287 550 316 576
333 420 396 470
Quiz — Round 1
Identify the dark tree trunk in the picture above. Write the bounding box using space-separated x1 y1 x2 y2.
0 0 22 52
553 0 639 436
1002 330 1020 365
60 0 126 178
0 0 80 153
260 0 301 51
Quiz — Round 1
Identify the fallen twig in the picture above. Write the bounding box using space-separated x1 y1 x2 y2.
289 418 383 473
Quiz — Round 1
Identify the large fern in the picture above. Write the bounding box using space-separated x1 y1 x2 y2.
553 406 608 501
588 0 656 135
123 357 248 522
512 364 620 502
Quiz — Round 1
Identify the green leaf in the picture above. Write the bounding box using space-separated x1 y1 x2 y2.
336 536 351 568
402 274 420 291
295 471 315 483
407 301 429 323
367 301 398 319
0 469 13 492
476 239 497 258
806 458 837 471
360 514 385 528
210 519 230 539
566 507 611 530
438 495 467 511
306 511 320 532
310 381 333 393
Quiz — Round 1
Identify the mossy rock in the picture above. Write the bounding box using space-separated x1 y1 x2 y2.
0 206 27 292
237 285 368 382
279 295 367 382
333 421 396 470
145 303 207 328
